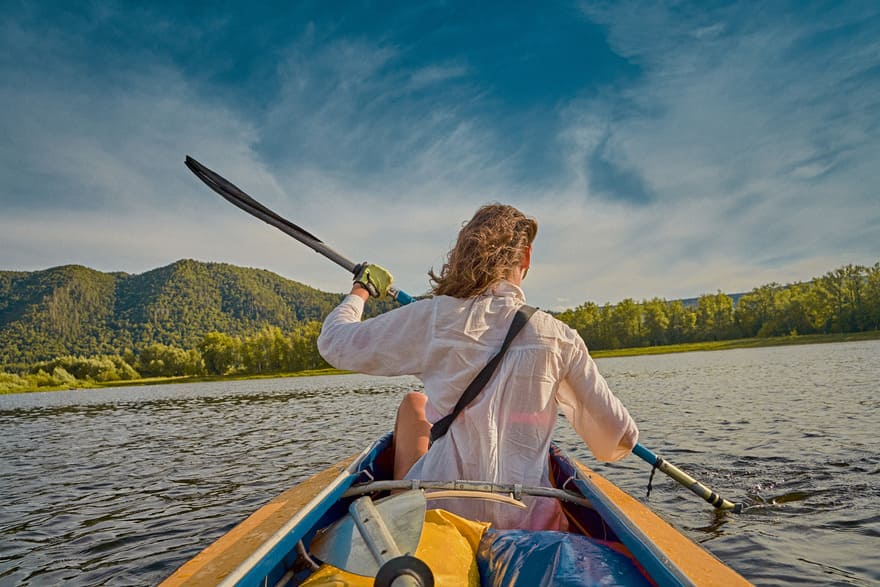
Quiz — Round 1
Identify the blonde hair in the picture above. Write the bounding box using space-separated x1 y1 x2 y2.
429 204 537 298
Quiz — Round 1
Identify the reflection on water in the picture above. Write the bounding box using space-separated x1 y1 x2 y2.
1 342 878 586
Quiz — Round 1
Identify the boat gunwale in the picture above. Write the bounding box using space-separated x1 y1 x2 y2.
162 435 752 587
216 436 387 586
557 446 696 587
566 453 753 587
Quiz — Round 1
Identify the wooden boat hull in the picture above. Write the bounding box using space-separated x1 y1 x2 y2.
161 434 751 586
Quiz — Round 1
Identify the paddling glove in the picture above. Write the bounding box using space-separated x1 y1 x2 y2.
353 263 394 299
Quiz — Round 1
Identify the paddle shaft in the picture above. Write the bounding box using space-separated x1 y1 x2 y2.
633 443 743 512
185 156 414 305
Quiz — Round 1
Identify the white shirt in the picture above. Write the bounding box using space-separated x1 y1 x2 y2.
318 281 638 530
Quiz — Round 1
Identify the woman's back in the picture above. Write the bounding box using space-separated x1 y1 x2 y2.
405 283 582 529
318 203 637 530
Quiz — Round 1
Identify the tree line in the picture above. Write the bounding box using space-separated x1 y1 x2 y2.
2 261 877 392
556 263 880 350
0 323 330 392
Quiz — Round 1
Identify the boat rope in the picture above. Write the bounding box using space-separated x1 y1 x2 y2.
272 568 296 587
296 540 320 571
646 456 663 499
343 480 594 509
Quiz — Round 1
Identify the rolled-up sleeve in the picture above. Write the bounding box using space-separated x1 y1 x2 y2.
556 338 638 462
318 295 432 377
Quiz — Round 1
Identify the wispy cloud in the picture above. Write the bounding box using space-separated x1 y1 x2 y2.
406 63 470 90
258 33 509 199
540 1 880 303
1 2 877 311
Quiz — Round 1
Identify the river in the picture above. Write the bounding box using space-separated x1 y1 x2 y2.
1 340 877 586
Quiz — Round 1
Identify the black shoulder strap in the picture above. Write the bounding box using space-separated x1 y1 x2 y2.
429 305 537 444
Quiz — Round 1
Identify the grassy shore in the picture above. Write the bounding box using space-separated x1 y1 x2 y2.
0 367 351 394
590 329 880 358
3 330 879 394
91 367 352 388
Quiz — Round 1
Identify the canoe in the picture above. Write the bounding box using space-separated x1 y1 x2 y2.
161 433 752 586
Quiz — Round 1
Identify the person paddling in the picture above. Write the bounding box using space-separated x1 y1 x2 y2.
318 203 638 530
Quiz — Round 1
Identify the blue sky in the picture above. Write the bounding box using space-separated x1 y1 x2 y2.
2 1 878 310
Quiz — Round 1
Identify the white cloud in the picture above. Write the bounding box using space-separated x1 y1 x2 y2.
407 63 470 90
2 4 877 314
544 2 880 305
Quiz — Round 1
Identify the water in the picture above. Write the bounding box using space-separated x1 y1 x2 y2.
1 340 877 586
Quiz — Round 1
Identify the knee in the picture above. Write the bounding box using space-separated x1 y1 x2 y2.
397 391 427 418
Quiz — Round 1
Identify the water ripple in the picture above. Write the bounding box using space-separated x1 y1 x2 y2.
1 344 879 586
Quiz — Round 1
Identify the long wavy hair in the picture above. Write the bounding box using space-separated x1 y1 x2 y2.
429 204 538 298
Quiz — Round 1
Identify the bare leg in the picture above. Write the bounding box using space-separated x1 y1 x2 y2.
393 392 431 480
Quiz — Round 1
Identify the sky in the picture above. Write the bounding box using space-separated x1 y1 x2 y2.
2 1 878 310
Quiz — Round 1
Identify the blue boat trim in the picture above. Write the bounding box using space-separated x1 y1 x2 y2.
222 436 392 587
555 445 695 587
160 433 751 586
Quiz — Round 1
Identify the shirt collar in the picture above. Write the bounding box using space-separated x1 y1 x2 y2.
485 279 526 302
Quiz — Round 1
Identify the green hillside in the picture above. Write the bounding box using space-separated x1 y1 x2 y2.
0 259 394 366
2 258 877 382
0 265 119 363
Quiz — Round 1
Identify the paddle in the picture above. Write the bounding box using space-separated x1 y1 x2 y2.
187 155 744 515
632 443 744 512
185 156 415 305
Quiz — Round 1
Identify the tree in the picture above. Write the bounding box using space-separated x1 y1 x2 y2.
199 332 240 375
610 299 643 348
642 298 670 346
697 292 736 341
819 265 867 332
138 343 203 377
666 300 696 343
289 321 329 371
35 355 140 382
557 302 602 346
737 284 778 337
241 326 292 374
865 263 880 331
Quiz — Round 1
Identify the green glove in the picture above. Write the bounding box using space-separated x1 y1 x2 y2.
353 263 394 299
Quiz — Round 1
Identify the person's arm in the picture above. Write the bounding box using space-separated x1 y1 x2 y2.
556 337 638 462
349 282 371 302
317 290 431 377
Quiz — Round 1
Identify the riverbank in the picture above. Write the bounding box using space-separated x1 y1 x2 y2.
93 367 352 388
3 330 879 394
0 367 350 394
590 329 880 358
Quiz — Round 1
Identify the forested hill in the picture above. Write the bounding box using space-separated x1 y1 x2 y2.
0 259 393 365
2 259 878 370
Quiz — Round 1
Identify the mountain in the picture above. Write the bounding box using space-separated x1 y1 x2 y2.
0 259 394 365
678 292 745 308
